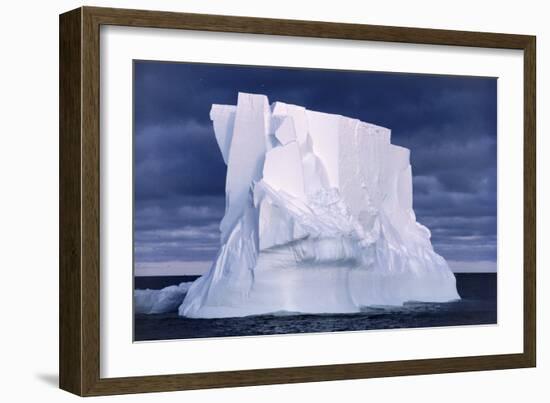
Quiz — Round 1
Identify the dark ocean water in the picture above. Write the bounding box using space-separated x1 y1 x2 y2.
134 273 496 341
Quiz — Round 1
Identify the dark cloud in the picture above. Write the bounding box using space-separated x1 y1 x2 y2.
134 195 224 262
134 121 227 201
134 60 497 269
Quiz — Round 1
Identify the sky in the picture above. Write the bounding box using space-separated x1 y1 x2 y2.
133 61 497 275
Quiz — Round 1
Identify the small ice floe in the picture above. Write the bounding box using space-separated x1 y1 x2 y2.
135 282 194 314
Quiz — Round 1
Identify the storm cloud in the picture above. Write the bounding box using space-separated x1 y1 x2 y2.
134 61 497 273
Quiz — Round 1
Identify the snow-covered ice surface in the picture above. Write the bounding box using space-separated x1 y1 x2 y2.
179 93 460 318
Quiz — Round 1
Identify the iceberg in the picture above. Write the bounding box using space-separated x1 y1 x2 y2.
179 92 460 318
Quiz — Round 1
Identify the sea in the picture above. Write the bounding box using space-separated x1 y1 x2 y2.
134 273 497 341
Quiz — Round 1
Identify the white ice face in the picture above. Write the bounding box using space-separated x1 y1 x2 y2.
179 92 460 318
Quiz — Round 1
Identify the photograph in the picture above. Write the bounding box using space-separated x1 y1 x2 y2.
52 3 538 398
132 61 498 342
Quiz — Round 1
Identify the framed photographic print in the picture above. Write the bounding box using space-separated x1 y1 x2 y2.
59 6 536 396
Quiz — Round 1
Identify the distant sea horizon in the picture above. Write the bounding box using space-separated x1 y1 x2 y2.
133 272 497 289
133 271 496 280
134 259 497 278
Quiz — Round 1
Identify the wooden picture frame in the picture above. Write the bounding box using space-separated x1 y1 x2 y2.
59 6 536 396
